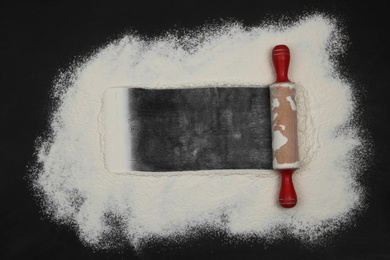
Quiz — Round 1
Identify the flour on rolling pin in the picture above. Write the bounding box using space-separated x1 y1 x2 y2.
270 82 299 169
270 45 300 208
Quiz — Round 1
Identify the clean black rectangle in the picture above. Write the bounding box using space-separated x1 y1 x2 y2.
128 87 272 171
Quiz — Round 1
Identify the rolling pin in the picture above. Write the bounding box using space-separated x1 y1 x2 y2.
270 45 300 208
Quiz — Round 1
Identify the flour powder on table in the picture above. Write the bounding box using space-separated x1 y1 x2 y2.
30 13 370 250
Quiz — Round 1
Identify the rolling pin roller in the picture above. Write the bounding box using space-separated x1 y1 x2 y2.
270 45 300 208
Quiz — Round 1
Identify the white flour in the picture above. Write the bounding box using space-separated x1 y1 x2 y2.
31 14 369 250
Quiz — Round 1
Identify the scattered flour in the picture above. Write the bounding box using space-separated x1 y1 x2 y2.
30 13 368 251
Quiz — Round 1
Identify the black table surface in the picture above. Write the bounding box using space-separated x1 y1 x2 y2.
127 87 272 171
1 0 389 259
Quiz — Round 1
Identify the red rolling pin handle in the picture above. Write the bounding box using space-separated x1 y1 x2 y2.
278 169 297 208
272 45 291 83
272 45 298 208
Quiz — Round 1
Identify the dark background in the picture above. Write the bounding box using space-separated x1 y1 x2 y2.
1 0 389 259
128 88 272 171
